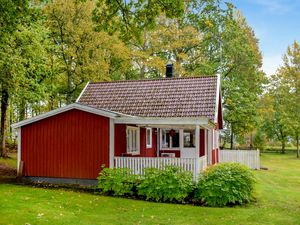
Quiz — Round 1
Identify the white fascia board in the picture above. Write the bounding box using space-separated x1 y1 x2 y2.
17 128 21 174
214 74 221 124
109 118 115 168
115 117 210 126
76 81 90 102
11 103 118 129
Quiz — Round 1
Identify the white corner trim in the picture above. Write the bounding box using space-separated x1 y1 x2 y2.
109 119 115 168
195 125 200 158
17 128 21 174
11 103 118 129
76 81 90 102
146 127 152 148
214 74 221 124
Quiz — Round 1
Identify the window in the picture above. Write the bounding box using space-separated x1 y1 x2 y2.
184 129 195 148
146 128 152 148
127 126 140 154
161 129 179 148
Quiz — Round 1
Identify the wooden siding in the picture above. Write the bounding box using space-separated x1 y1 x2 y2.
140 128 157 157
114 124 127 156
200 129 205 157
21 109 109 179
114 125 156 157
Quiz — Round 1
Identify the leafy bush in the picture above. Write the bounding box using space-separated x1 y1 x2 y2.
195 163 255 207
137 166 194 203
98 168 138 196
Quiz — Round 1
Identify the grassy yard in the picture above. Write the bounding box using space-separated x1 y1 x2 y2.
0 153 17 169
0 154 299 225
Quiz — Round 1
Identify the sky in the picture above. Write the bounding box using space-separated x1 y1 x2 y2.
231 0 300 76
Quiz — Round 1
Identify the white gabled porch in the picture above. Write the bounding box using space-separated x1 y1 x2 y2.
112 117 220 180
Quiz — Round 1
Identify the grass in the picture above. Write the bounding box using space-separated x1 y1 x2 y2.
0 153 17 169
0 154 300 225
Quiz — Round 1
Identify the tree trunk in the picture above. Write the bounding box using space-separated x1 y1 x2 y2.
0 89 9 158
19 99 26 121
281 139 285 154
66 70 73 104
249 132 253 150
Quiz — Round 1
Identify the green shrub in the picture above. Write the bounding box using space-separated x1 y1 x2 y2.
98 168 138 196
195 163 255 207
137 166 194 203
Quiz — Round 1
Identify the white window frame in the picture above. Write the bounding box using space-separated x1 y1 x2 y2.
160 129 180 150
146 128 152 149
126 126 140 155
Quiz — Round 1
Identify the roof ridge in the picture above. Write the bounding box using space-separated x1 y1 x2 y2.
89 75 217 85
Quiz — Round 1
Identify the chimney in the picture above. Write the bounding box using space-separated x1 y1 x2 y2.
166 63 174 78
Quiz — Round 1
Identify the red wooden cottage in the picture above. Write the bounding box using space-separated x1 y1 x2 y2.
12 73 223 184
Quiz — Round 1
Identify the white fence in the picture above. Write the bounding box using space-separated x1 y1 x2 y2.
219 150 260 169
114 156 207 180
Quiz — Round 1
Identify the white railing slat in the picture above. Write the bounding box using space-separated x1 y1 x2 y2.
114 156 208 180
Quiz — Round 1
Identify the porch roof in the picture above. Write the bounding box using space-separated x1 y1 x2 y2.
114 116 214 129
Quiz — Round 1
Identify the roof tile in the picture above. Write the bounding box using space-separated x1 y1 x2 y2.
78 76 218 121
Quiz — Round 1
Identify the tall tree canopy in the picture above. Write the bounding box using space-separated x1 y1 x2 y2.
45 0 131 103
0 0 269 156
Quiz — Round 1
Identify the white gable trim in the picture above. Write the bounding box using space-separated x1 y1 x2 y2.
214 74 221 124
76 81 90 102
11 103 118 129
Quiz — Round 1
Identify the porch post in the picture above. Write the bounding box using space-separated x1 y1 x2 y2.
179 129 184 154
195 125 200 158
109 119 115 168
207 129 212 165
195 125 200 179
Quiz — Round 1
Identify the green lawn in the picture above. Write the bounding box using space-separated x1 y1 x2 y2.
0 153 17 169
0 154 300 225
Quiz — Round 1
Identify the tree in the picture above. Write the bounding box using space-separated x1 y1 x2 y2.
93 0 185 41
259 79 292 154
0 0 31 157
128 15 201 78
276 41 300 156
45 0 131 103
221 11 266 149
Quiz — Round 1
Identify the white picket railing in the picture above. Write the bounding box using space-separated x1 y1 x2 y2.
114 156 207 180
219 150 260 169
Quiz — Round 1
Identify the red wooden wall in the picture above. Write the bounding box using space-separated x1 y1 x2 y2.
114 125 156 157
21 109 109 179
200 129 205 157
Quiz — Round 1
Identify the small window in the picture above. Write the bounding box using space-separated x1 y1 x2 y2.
161 129 179 148
127 126 140 155
146 128 152 148
184 129 196 148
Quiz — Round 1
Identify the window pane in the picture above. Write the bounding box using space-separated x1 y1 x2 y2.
146 128 151 146
162 129 168 148
172 132 179 148
132 130 136 151
184 130 195 147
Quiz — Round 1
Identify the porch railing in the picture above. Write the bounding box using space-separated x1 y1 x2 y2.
219 150 260 169
114 156 207 180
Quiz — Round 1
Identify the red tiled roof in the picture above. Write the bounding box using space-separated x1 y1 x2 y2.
78 76 219 121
